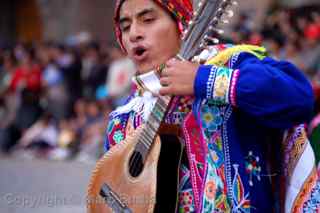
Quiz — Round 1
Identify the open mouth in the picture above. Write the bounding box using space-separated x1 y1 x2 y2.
135 47 146 56
132 46 147 61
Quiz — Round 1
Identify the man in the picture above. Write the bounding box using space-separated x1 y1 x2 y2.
105 0 319 212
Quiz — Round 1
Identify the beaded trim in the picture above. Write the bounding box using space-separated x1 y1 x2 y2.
206 65 218 99
222 106 233 203
230 69 240 107
229 53 241 69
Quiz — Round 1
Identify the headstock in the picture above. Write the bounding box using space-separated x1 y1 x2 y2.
179 0 238 60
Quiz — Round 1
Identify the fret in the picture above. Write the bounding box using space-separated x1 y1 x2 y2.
149 110 162 123
153 110 164 123
156 98 167 111
156 102 166 115
139 132 152 147
146 121 158 134
159 96 171 106
139 140 150 150
143 129 154 143
145 114 160 135
147 119 158 132
138 95 171 153
155 101 166 112
140 130 153 146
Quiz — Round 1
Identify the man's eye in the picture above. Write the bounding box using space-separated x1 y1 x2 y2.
121 25 130 32
144 18 155 23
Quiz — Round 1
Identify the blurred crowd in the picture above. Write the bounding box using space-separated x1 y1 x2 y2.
228 5 320 78
0 4 319 163
0 39 135 162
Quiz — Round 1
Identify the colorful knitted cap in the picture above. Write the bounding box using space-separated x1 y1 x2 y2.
114 0 193 51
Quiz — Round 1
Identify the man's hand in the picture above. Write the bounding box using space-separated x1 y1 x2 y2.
159 58 199 96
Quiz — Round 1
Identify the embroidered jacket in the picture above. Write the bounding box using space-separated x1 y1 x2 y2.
104 44 320 212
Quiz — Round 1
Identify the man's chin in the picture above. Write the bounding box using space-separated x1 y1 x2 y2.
137 64 155 74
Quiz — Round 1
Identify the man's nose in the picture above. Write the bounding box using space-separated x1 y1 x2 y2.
129 22 144 42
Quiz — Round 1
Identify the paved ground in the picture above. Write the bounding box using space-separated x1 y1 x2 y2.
0 154 96 213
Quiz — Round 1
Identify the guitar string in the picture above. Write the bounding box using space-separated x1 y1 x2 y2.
129 111 156 176
130 130 152 176
130 97 167 176
130 114 159 176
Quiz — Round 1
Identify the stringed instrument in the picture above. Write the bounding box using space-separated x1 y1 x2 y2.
87 0 237 212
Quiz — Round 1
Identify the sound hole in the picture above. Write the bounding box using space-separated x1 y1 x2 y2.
129 151 144 177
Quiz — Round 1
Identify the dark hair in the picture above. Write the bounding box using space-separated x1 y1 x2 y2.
3 50 17 66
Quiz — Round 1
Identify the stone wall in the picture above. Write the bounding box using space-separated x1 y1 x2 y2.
37 0 116 42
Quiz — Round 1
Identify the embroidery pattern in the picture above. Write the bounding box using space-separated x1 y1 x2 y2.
245 151 261 186
183 113 207 210
283 125 308 179
179 165 196 213
202 155 230 212
293 168 318 212
107 114 128 148
165 96 192 125
212 67 233 105
179 189 196 213
201 105 223 137
232 164 250 213
201 103 231 212
303 180 320 212
112 130 124 143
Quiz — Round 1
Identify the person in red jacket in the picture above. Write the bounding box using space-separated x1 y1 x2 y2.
10 48 42 93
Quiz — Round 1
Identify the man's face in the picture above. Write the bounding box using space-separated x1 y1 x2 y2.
119 0 181 73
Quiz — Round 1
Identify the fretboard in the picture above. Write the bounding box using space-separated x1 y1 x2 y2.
135 95 171 160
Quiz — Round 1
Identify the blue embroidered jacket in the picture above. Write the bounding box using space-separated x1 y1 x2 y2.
104 45 318 212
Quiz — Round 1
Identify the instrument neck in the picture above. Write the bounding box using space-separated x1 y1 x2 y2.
135 95 172 160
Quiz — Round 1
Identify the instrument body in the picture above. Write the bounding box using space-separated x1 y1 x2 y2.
87 127 160 213
87 127 183 213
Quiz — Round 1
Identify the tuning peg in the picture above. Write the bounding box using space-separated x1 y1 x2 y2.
204 35 220 44
208 27 224 35
221 19 230 24
232 1 238 6
226 10 234 18
220 0 231 9
211 38 220 44
215 29 224 35
199 42 206 49
210 17 219 26
216 8 224 17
